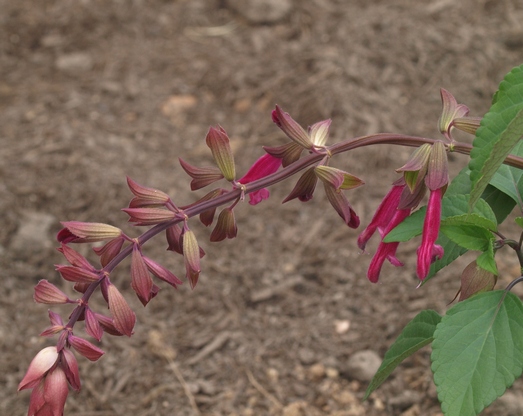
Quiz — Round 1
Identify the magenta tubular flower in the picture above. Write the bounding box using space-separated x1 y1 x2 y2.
417 187 444 280
237 153 282 205
357 180 406 251
366 208 411 283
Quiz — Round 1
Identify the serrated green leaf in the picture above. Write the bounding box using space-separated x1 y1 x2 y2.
364 310 441 400
476 247 498 275
515 217 523 228
441 213 497 232
469 64 523 210
440 224 492 251
446 167 472 196
383 207 426 242
432 291 523 416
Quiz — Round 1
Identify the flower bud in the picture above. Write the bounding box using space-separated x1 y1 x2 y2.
131 244 154 306
126 176 170 207
179 158 224 190
459 260 497 301
264 142 304 167
143 256 183 288
205 126 236 181
107 283 135 337
55 265 100 283
272 105 313 149
283 167 318 203
182 229 201 289
438 88 470 140
69 335 105 361
34 280 71 304
314 166 364 191
93 236 125 267
85 307 104 341
61 349 81 391
210 208 237 242
18 346 59 391
60 221 122 243
122 207 175 226
425 141 449 191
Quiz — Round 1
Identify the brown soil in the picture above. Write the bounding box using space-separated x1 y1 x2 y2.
2 0 523 415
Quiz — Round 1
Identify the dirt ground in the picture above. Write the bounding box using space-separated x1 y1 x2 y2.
2 0 523 415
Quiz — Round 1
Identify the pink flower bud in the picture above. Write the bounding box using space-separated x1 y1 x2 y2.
106 283 135 337
179 158 224 190
182 229 201 289
126 176 170 207
57 244 95 270
69 335 105 361
40 310 65 337
283 167 318 203
205 126 236 182
85 307 104 341
272 105 313 149
314 166 364 191
93 236 125 267
122 207 175 226
210 208 238 242
131 245 154 306
41 365 68 415
18 346 59 391
55 265 100 283
34 280 72 304
60 221 122 243
264 142 304 167
61 348 81 391
425 141 449 191
94 313 123 336
143 256 183 288
438 88 470 141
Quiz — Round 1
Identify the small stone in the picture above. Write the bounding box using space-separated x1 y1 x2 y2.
389 390 422 411
345 350 382 382
308 363 325 380
326 367 339 379
226 0 293 24
266 367 279 383
335 319 351 334
298 348 316 365
55 52 93 72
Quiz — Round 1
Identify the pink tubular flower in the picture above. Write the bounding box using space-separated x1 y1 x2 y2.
366 208 411 283
237 153 282 205
357 179 406 252
416 188 444 280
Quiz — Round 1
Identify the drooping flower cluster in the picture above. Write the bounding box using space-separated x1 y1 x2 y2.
358 89 479 283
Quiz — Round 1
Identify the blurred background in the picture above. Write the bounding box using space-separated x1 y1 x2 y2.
1 0 523 414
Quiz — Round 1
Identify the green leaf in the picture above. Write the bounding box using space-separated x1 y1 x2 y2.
476 247 498 275
383 207 425 242
440 224 492 251
441 213 497 232
515 217 523 228
469 64 523 210
481 184 517 224
432 291 523 416
364 310 441 400
423 234 468 283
